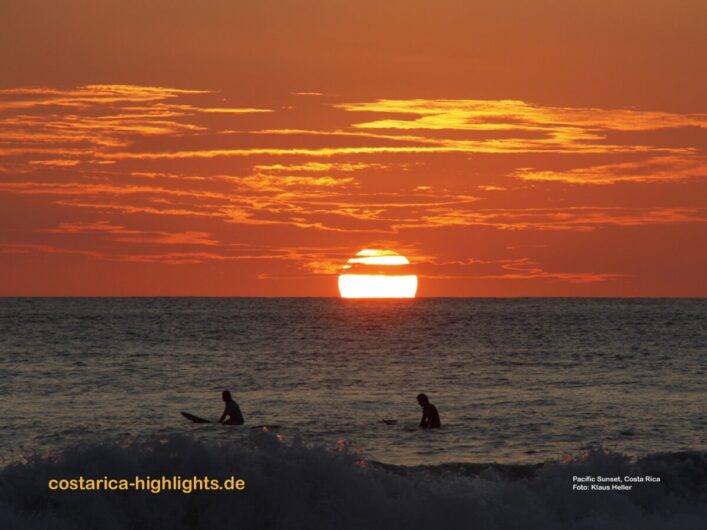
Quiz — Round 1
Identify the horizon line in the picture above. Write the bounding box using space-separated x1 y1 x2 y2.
1 295 705 300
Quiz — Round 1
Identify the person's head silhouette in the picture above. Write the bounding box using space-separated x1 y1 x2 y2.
222 390 232 402
417 393 429 406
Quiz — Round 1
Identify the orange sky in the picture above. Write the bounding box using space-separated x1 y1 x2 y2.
1 0 706 296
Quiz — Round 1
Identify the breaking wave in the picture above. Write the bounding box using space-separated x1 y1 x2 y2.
1 431 705 530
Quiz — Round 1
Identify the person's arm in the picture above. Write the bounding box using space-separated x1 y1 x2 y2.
218 406 227 424
419 410 428 428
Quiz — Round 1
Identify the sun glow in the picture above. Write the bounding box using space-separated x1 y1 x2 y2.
338 249 418 298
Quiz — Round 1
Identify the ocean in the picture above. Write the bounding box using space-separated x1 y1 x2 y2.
1 298 706 529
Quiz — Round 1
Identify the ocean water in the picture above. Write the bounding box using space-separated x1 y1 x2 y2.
1 298 706 529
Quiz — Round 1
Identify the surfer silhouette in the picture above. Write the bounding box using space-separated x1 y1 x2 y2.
417 393 441 429
219 390 244 425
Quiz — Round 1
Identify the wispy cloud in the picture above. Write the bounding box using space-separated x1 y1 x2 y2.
339 99 707 132
416 257 625 284
515 155 707 184
399 207 707 231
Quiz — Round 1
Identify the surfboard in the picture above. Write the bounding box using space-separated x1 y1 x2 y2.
181 411 211 423
181 411 279 429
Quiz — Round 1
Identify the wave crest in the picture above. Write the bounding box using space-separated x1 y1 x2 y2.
1 432 705 530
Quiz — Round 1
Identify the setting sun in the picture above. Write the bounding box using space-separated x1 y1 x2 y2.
338 249 418 298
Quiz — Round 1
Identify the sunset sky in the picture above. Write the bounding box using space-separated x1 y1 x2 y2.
1 0 706 296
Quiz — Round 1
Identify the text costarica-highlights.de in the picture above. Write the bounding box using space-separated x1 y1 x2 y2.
48 475 246 494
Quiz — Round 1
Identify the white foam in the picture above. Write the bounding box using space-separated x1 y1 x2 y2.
1 431 705 530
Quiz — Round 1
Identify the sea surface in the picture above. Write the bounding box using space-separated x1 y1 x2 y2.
1 298 706 529
1 297 706 464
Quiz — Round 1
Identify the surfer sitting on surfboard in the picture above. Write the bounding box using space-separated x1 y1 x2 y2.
417 393 441 429
219 390 244 425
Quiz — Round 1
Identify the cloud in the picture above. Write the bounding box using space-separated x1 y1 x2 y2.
477 258 624 283
416 256 624 284
44 221 140 234
197 107 272 114
0 85 208 112
253 162 384 173
0 85 270 160
339 99 707 132
514 155 707 184
330 99 707 155
396 207 707 231
43 221 220 246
